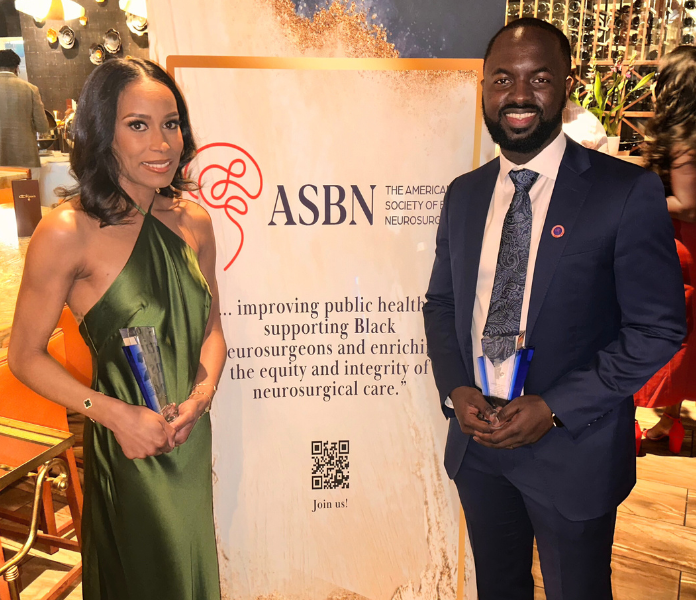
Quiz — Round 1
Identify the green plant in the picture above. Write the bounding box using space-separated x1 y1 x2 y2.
571 56 655 137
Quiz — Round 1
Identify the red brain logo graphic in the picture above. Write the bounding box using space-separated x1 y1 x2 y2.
185 143 263 270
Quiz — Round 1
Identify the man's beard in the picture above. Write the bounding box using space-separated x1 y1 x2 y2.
483 96 566 155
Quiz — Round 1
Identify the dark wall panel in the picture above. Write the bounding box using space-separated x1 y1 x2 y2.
294 0 508 58
19 0 148 114
0 0 22 37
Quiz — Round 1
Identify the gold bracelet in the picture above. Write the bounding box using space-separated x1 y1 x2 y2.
190 383 216 415
188 390 213 414
192 382 217 393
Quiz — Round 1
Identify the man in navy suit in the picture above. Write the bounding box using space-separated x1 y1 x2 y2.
423 18 686 600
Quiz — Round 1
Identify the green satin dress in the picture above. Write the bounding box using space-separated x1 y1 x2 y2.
78 201 221 599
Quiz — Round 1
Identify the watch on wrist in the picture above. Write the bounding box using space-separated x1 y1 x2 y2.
552 412 564 428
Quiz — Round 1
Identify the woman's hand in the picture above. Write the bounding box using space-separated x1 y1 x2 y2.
170 397 209 447
111 403 177 459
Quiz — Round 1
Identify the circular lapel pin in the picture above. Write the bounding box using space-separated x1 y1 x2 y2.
551 225 565 238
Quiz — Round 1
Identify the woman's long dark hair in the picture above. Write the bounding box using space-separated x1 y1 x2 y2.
60 57 197 226
643 46 696 195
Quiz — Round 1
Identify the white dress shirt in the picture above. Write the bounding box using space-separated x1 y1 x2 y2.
471 132 567 390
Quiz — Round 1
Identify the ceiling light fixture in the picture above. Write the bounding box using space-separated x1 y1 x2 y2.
14 0 85 22
118 0 146 19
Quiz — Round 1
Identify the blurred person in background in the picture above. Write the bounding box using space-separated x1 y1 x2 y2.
0 49 49 168
635 45 696 454
563 73 609 153
562 99 610 153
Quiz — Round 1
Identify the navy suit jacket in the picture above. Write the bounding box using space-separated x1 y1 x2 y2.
423 137 686 521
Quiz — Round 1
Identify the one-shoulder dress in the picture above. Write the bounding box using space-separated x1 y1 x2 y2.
78 201 221 599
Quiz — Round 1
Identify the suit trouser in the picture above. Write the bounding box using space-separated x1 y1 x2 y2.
453 440 616 600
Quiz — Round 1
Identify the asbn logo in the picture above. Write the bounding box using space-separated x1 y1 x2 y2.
185 142 263 270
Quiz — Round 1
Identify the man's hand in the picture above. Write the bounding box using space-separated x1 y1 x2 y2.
473 394 554 449
450 386 499 436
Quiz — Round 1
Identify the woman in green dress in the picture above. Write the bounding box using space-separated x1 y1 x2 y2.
9 58 225 599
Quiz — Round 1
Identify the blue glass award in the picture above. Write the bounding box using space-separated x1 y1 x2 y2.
478 331 534 409
120 326 178 423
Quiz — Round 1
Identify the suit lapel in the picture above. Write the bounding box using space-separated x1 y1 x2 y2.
526 138 593 339
457 158 500 376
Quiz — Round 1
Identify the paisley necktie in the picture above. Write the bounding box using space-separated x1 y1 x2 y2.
482 168 540 361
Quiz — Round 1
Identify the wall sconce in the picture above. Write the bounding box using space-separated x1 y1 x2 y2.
14 0 86 22
104 28 122 53
125 13 147 35
58 25 75 48
89 43 105 64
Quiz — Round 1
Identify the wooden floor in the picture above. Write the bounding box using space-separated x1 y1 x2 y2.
1 406 695 600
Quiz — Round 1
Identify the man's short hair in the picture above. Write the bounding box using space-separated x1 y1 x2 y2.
0 49 21 70
484 18 572 70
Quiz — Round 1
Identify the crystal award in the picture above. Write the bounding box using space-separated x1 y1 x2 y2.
478 332 535 409
120 326 179 423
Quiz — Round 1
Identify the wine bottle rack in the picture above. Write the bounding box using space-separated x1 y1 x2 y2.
504 0 696 148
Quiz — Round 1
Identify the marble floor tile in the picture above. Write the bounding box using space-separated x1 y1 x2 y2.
614 513 696 573
620 479 688 525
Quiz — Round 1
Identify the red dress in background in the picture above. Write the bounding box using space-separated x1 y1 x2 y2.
634 220 696 407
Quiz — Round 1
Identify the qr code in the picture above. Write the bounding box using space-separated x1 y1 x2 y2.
311 440 349 490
